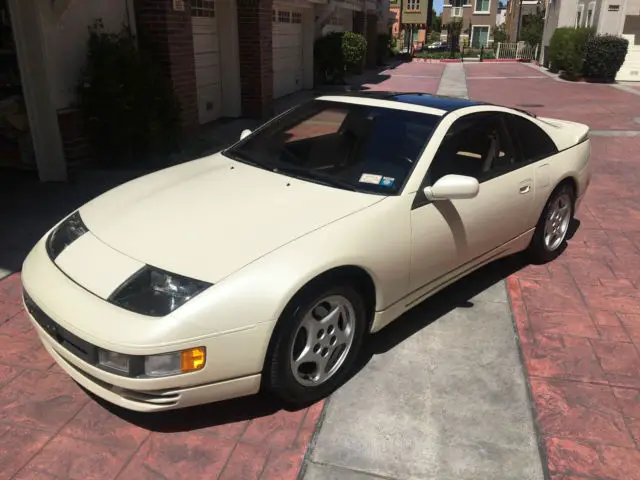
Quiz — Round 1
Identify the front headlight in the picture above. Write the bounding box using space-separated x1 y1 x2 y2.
46 211 88 260
108 266 212 316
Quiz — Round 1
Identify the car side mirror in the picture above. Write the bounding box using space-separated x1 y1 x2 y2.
240 129 252 140
423 174 479 201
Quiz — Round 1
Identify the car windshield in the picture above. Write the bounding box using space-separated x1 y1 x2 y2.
223 99 441 194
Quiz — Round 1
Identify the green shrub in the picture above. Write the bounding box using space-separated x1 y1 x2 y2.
77 19 180 166
548 27 594 78
583 34 629 82
342 31 367 73
416 51 460 59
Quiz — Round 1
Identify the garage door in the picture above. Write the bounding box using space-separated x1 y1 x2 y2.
191 0 222 124
273 6 304 99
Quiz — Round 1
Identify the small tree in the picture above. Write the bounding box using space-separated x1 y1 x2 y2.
431 10 442 33
77 19 180 166
493 24 507 44
520 8 545 47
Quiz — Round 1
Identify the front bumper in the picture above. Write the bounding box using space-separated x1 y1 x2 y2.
38 327 261 412
21 237 273 412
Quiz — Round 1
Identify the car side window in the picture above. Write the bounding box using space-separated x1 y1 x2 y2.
507 114 558 163
425 113 516 186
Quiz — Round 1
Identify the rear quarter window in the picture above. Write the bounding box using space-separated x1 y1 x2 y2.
508 114 558 163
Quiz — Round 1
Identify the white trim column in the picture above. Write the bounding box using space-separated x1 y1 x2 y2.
8 0 66 182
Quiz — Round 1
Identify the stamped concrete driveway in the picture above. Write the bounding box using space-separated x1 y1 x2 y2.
469 62 640 479
3 62 640 480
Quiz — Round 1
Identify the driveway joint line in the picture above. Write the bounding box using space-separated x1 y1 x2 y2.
505 277 552 480
297 396 332 480
612 83 640 97
590 130 640 136
306 459 401 480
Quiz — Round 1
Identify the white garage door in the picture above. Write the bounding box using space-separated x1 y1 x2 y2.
192 0 222 124
273 7 304 99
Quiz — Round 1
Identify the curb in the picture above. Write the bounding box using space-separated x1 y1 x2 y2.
412 58 538 64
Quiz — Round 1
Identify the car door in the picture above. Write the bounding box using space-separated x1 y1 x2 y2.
504 112 561 223
408 112 536 292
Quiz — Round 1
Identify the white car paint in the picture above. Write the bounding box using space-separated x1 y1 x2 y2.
21 96 592 412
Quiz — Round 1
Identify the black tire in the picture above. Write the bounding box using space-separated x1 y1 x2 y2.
264 282 368 407
526 182 575 264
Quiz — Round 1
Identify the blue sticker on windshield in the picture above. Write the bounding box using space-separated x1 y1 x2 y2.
380 177 395 187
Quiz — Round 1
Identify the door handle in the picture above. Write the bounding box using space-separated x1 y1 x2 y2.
519 184 531 194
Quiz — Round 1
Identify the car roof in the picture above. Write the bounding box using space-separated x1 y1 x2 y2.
315 91 486 116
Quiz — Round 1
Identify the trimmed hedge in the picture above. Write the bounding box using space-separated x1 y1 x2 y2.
416 51 459 59
583 35 629 82
342 31 367 73
548 27 594 78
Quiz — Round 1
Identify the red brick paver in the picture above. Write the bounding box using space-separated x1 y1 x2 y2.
465 62 548 78
467 65 640 479
467 71 640 131
507 136 640 479
0 273 323 480
361 62 444 93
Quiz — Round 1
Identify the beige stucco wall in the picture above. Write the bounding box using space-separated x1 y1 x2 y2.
597 0 626 34
627 0 640 15
39 0 133 110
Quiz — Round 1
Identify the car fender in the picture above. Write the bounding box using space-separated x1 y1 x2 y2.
171 195 413 337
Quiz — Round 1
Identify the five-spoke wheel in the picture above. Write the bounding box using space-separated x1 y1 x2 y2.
290 295 355 387
265 283 367 406
527 182 575 263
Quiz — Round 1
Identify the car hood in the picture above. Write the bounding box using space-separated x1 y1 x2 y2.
79 153 383 283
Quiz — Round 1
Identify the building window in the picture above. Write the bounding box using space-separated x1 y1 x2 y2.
191 0 215 17
278 10 291 23
407 0 421 11
471 25 490 47
474 0 490 12
587 2 595 26
291 11 302 24
575 4 584 27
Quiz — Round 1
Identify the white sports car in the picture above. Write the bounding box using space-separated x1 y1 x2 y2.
21 93 591 412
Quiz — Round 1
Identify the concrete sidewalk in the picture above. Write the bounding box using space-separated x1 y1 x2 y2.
305 276 543 480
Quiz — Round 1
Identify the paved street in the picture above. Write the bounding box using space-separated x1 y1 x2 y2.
2 61 640 479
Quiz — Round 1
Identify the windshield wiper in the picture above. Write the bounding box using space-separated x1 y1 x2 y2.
272 164 359 192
